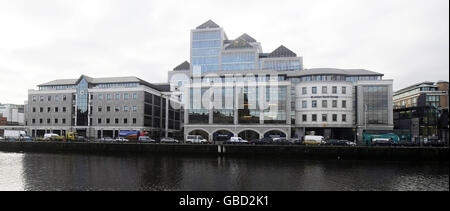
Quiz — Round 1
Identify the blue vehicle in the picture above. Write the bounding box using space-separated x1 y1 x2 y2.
364 133 400 146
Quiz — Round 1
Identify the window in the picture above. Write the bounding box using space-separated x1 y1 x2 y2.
98 118 102 124
332 86 337 94
40 119 43 124
55 119 58 124
115 106 119 112
63 95 66 101
302 100 307 108
63 107 66 112
312 100 317 108
47 119 51 124
115 93 120 100
48 96 51 101
107 106 111 112
332 100 337 108
133 93 137 99
342 87 346 94
115 118 119 124
62 119 66 124
107 94 111 100
98 94 103 100
55 95 59 101
55 107 59 113
322 114 327 122
124 118 128 124
322 100 327 108
322 86 327 94
342 100 347 108
32 96 37 102
47 107 51 112
332 114 337 122
133 118 137 124
32 107 36 113
40 96 44 101
302 114 307 122
106 118 110 124
40 107 43 112
98 106 102 112
312 87 317 94
32 119 36 124
302 87 307 95
312 114 317 122
90 94 93 100
342 114 347 122
124 106 129 112
133 106 137 112
124 93 129 100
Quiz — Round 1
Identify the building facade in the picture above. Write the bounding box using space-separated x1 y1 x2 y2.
393 81 449 143
168 20 394 144
25 75 182 140
0 103 25 125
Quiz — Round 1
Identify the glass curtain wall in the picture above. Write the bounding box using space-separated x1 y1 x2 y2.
221 52 255 71
363 86 389 125
192 30 222 73
76 78 89 126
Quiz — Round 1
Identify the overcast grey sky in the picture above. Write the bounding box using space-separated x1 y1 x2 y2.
0 0 448 104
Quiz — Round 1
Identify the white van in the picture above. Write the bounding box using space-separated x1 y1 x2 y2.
304 135 326 145
227 137 248 144
43 133 60 140
186 135 209 144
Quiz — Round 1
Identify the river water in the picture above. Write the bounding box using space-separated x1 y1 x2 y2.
0 151 448 191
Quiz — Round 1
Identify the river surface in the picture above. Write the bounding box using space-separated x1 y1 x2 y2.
0 151 448 191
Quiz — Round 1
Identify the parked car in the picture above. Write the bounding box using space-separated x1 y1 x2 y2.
22 136 33 141
304 135 326 145
344 140 357 146
224 137 248 144
138 136 155 143
254 137 273 145
424 137 444 146
272 137 290 145
43 133 63 141
160 137 180 143
289 138 303 145
248 138 260 145
325 139 343 145
186 135 209 144
115 137 129 142
395 140 416 146
100 137 114 142
0 136 4 141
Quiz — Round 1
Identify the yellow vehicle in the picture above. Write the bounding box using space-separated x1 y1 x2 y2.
66 132 78 141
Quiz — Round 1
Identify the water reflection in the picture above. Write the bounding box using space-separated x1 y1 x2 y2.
0 152 448 191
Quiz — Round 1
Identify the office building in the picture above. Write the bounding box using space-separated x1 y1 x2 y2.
168 20 394 144
25 75 183 139
393 81 449 143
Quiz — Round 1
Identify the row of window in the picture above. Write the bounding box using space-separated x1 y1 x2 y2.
32 95 70 102
31 118 138 125
95 105 137 113
301 100 347 109
31 105 139 113
302 86 347 95
289 75 381 83
94 93 137 101
32 107 67 113
301 114 347 122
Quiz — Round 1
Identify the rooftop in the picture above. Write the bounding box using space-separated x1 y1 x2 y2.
196 20 220 29
38 75 167 92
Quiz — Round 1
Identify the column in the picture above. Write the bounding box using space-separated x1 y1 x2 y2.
164 97 169 138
